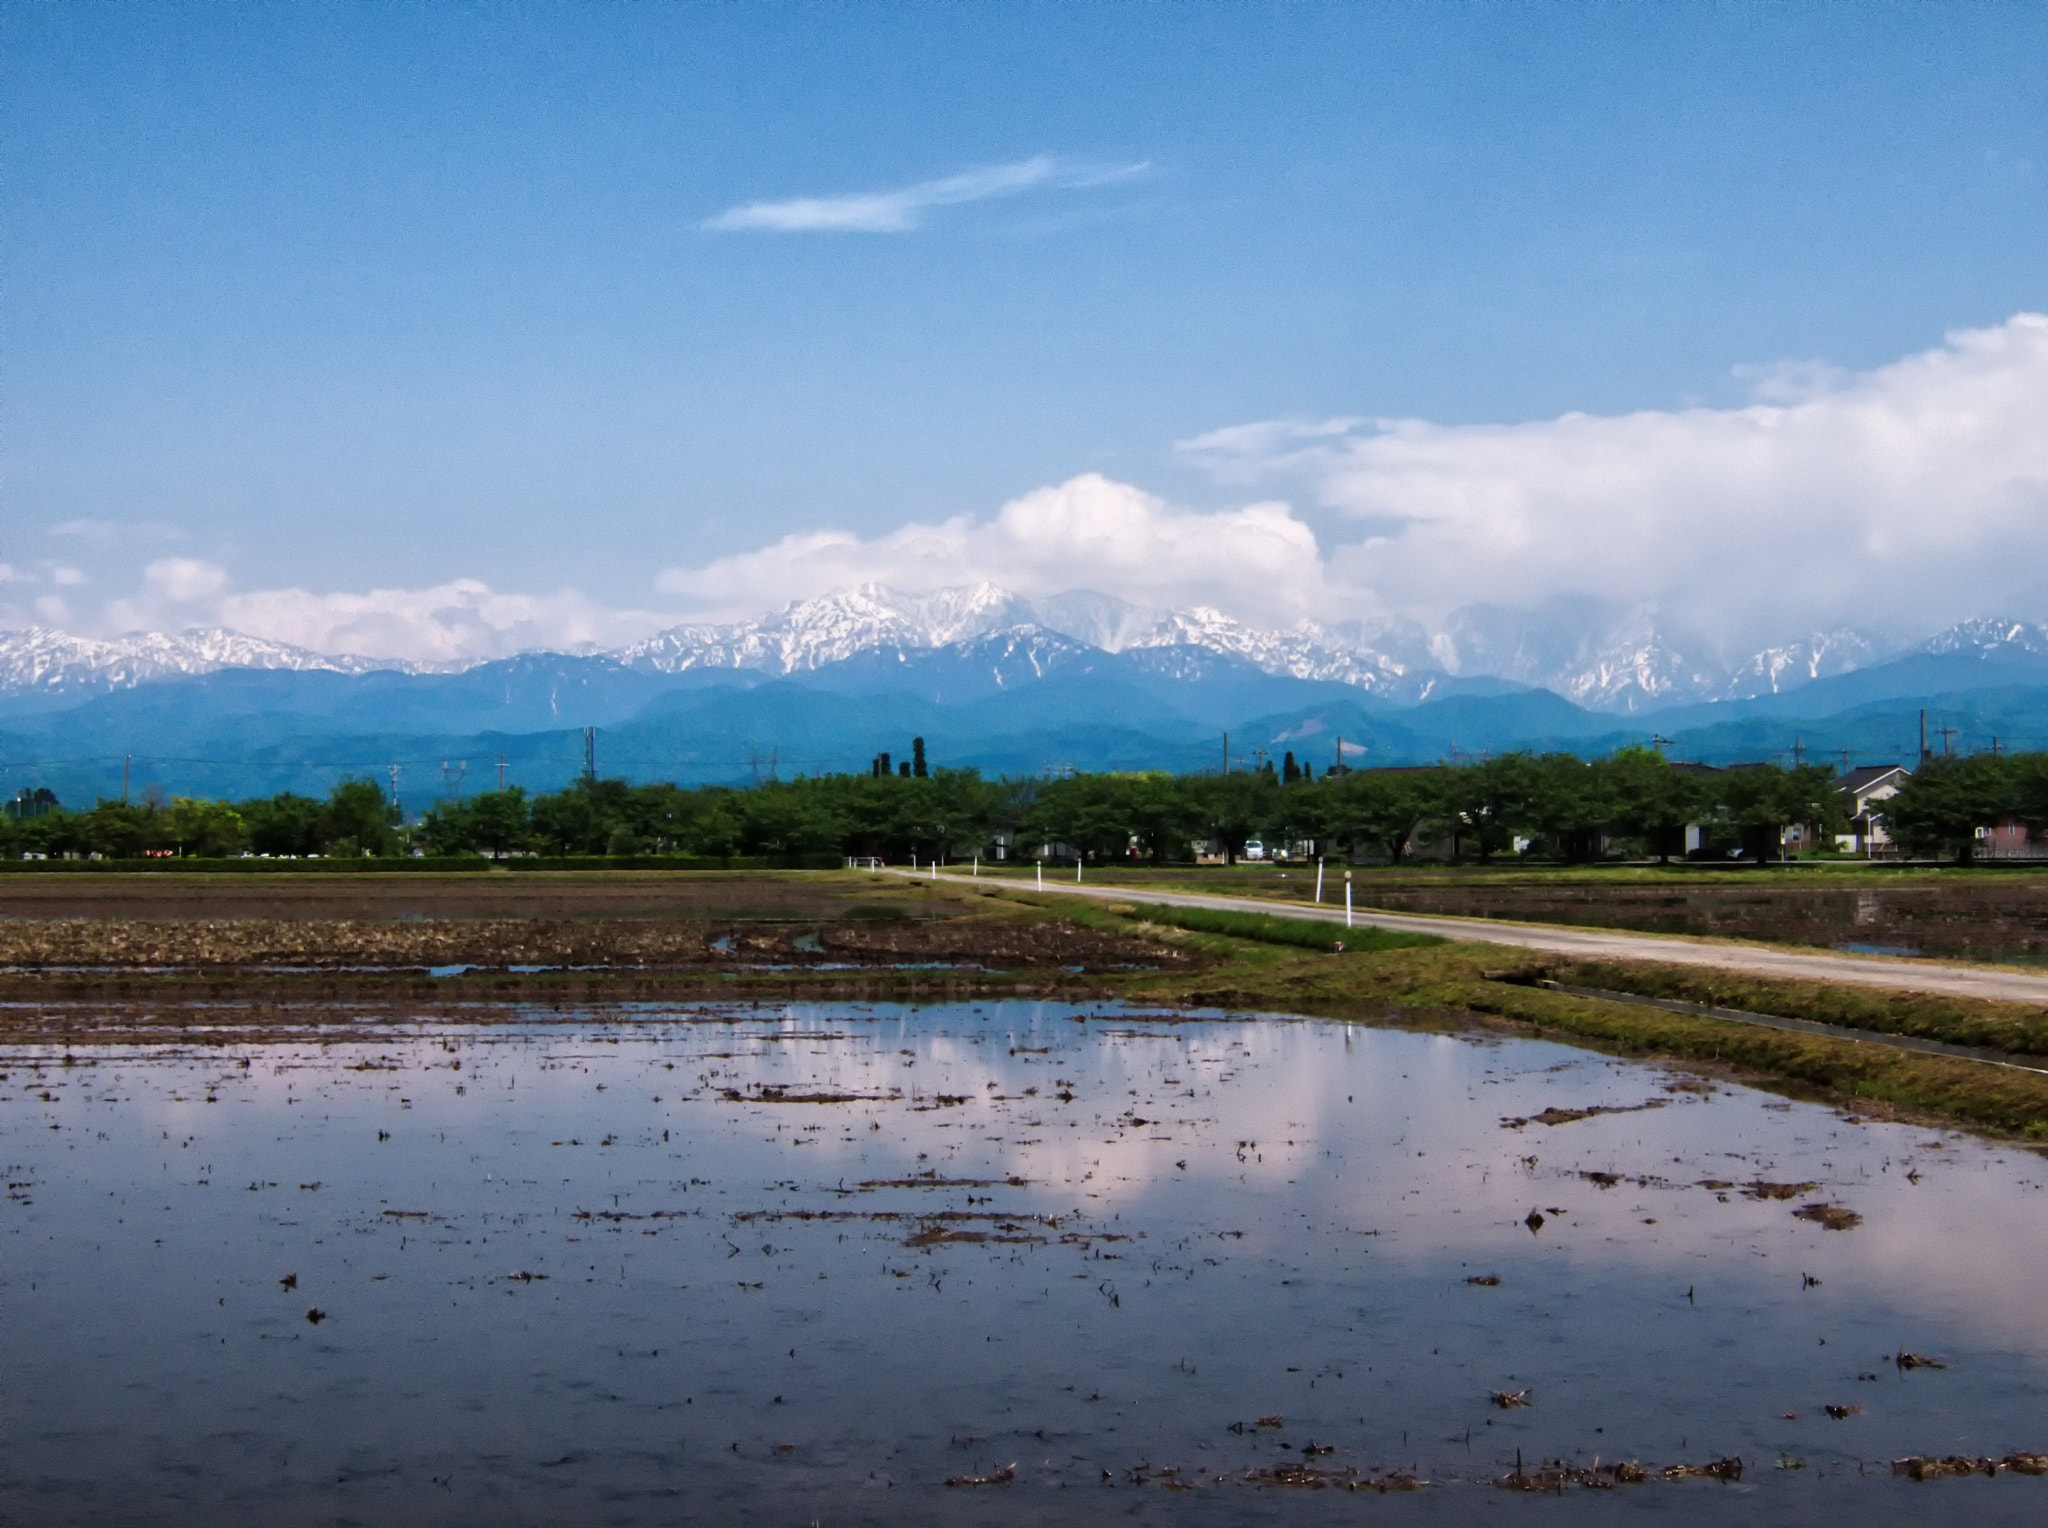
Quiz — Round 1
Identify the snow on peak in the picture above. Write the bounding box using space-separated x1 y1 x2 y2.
0 626 412 695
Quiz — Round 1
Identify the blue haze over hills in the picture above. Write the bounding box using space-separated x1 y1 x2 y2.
4 587 2048 805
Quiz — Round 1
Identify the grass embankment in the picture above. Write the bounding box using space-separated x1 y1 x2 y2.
1110 903 1443 955
1008 892 2048 1138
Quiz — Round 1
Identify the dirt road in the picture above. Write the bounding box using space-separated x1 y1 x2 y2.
907 869 2048 1007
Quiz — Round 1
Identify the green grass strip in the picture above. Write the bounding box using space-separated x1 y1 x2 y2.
1122 903 1443 954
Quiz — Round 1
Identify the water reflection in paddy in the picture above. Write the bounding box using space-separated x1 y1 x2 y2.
3 1000 2046 1525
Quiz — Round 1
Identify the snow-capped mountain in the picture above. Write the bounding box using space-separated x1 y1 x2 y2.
1721 629 1886 700
1915 619 2048 658
6 592 2044 715
0 626 413 696
1429 600 1724 711
618 585 1431 696
618 583 1032 674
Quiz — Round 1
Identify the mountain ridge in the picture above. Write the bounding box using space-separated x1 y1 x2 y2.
6 585 2046 717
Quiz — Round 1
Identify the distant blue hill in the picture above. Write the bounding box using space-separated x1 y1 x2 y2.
4 638 2047 806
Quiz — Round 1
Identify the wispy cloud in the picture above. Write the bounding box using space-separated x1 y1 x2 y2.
703 155 1148 233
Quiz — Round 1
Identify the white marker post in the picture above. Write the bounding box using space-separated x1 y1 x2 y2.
1076 859 1083 883
1315 857 1324 904
1037 863 1043 891
1345 870 1353 929
931 861 937 881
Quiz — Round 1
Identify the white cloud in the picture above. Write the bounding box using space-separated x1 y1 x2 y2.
703 155 1147 233
142 557 228 602
1180 313 2048 648
48 517 179 548
49 518 122 545
655 473 1329 625
21 316 2048 667
213 580 668 663
63 565 669 665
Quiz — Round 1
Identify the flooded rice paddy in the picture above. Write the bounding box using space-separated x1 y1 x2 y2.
3 999 2047 1525
1356 877 2048 964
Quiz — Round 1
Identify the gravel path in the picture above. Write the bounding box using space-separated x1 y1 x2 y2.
901 869 2048 1007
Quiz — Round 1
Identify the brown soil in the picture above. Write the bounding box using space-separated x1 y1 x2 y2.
0 872 1193 977
0 872 1202 1037
0 870 961 923
0 913 1190 973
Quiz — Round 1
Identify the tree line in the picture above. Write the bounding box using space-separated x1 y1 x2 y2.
12 743 2028 865
1882 752 2048 861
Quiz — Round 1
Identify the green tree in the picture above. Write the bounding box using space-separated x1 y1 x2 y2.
1526 754 1614 862
1886 755 2013 862
242 793 324 856
80 801 157 859
530 786 608 855
1601 749 1706 862
1438 756 1541 861
1185 771 1277 864
320 778 397 856
163 798 248 858
1022 775 1140 863
1714 763 1848 861
1323 769 1439 863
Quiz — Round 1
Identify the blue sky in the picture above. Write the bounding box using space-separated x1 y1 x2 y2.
4 3 2046 658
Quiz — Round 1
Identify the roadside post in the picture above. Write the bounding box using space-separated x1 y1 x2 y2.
1345 871 1353 929
1315 857 1324 904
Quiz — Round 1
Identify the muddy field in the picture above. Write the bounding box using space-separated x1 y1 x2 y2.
0 872 1195 982
1349 879 2048 963
5 999 2046 1525
0 870 947 923
0 912 1188 974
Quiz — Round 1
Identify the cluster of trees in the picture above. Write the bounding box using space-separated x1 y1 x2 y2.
0 744 1925 865
1 780 402 860
1020 750 1848 864
1884 753 2048 861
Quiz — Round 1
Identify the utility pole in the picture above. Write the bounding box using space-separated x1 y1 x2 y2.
582 727 596 783
1935 724 1957 758
1919 709 1928 761
122 754 131 805
387 762 401 817
1222 732 1229 774
1793 736 1803 768
1335 735 1342 775
1651 734 1671 754
497 755 507 791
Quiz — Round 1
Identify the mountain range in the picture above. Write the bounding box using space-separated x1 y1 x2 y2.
15 582 2042 708
3 587 2047 804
